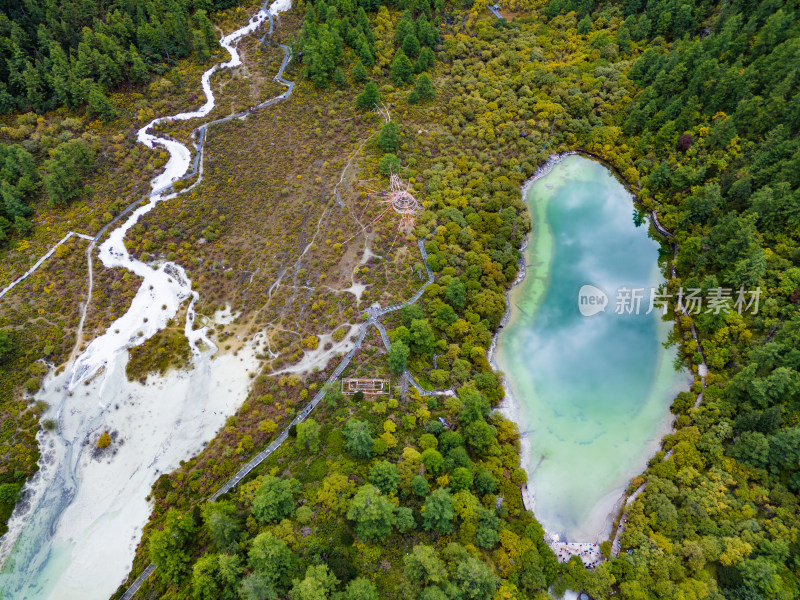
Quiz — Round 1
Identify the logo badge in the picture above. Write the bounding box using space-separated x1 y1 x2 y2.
578 285 608 317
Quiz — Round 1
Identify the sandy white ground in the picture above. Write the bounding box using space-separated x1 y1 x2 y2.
213 303 242 325
269 325 359 377
1 345 259 599
72 6 272 390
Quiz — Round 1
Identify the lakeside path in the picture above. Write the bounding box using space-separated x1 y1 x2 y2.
610 483 645 558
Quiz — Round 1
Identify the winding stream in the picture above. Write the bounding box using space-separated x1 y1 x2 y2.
0 2 292 598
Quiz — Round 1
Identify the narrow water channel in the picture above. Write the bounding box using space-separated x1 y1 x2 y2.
0 3 289 598
496 155 690 542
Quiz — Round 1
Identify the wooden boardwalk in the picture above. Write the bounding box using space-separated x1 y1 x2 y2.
0 231 94 301
120 238 449 597
650 209 674 238
119 564 156 600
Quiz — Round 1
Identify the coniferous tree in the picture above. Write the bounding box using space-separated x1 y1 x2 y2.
416 14 437 46
390 50 413 85
378 121 400 152
414 46 435 73
358 39 375 66
304 24 337 87
414 73 435 101
0 0 236 113
355 81 380 110
394 11 415 45
128 48 150 85
191 29 211 62
402 33 420 57
356 7 370 31
379 153 401 175
47 43 73 106
195 10 218 50
352 59 368 82
333 66 346 88
316 0 329 22
43 139 96 207
86 86 117 121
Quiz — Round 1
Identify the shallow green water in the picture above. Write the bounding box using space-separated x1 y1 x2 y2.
496 155 688 542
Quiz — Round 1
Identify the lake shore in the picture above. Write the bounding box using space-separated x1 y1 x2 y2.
490 153 688 562
488 152 572 550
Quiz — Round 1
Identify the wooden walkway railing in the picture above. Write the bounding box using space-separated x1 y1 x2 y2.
119 238 450 597
650 210 674 238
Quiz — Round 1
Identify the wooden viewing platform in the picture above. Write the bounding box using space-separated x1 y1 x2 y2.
341 378 391 395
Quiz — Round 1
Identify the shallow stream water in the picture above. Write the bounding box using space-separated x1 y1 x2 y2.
0 2 290 597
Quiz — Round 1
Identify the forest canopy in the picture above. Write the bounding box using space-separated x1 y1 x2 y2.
0 0 798 598
0 0 238 114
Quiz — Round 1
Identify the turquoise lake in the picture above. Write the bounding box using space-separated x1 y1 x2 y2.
495 155 689 542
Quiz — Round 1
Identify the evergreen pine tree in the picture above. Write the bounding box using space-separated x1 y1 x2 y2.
414 47 435 73
128 46 150 85
333 66 346 88
416 15 437 47
378 121 400 152
87 86 117 121
358 40 374 66
305 25 337 87
166 4 191 57
316 0 329 21
390 50 413 86
414 73 435 101
194 10 218 50
356 7 370 31
352 60 368 83
48 42 73 106
303 1 317 24
191 29 210 62
22 61 47 111
14 216 32 236
43 139 96 206
394 11 415 45
402 33 420 58
355 81 380 110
